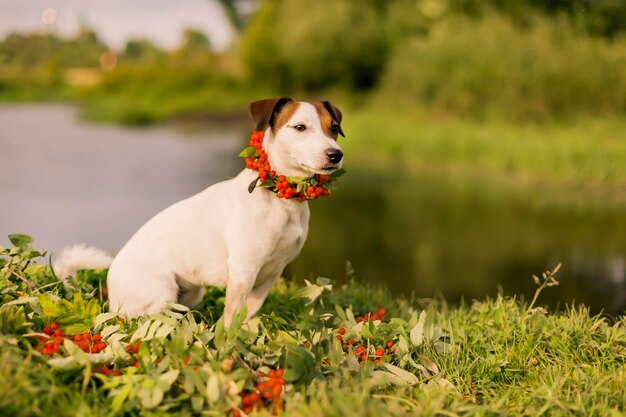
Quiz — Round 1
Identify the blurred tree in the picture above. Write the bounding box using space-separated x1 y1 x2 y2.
448 0 626 36
120 40 165 63
180 29 212 52
216 0 245 31
242 0 390 91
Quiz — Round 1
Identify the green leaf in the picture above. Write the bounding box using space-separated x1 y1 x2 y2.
24 264 46 275
159 369 180 386
214 317 225 346
191 395 204 412
63 322 90 335
205 374 220 405
330 168 346 180
381 363 420 385
111 384 132 412
410 310 426 347
238 146 257 158
94 312 118 330
258 179 277 188
38 295 63 318
8 234 33 250
0 305 30 334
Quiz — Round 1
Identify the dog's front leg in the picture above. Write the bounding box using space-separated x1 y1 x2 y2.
245 278 278 321
223 261 259 327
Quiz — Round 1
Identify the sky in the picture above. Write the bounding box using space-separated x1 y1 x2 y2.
0 0 235 51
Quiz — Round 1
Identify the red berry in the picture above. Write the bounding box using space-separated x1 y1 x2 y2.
242 394 253 407
386 341 394 348
43 326 51 335
338 327 346 335
376 348 384 356
50 322 58 330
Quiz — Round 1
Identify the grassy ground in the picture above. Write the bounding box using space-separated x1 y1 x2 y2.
340 106 626 203
2 235 625 416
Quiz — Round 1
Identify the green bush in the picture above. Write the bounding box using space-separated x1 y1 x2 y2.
378 13 626 120
242 0 390 91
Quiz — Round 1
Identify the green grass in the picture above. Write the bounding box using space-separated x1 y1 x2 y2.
341 106 626 201
2 235 625 416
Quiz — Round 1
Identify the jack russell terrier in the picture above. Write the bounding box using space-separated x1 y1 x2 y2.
54 97 345 326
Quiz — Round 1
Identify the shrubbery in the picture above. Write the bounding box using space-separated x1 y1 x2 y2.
378 13 626 120
242 0 389 91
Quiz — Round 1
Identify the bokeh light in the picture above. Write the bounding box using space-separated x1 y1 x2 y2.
99 51 117 71
41 8 58 25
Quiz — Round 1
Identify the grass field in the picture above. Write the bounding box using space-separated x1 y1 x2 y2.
2 235 625 416
339 106 626 203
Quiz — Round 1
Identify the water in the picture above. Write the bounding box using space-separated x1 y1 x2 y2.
0 105 243 252
1 105 625 315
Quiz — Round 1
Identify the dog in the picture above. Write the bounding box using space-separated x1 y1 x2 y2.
54 97 344 326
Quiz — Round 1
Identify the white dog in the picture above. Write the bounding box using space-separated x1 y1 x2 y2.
55 97 344 326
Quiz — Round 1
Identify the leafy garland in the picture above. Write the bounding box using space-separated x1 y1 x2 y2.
239 131 345 201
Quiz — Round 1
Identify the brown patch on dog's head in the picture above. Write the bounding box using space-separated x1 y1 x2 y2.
271 100 300 132
312 100 345 140
249 96 297 133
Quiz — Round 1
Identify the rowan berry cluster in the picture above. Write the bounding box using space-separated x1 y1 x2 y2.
243 131 334 201
355 307 387 323
125 340 142 368
244 131 274 183
336 327 396 364
94 365 122 376
38 322 107 356
232 369 286 416
73 331 107 353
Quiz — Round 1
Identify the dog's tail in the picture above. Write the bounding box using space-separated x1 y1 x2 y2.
53 244 114 280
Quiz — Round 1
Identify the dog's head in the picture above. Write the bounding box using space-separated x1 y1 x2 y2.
249 97 345 177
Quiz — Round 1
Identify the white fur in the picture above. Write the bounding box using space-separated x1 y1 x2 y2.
54 244 113 281
54 101 343 326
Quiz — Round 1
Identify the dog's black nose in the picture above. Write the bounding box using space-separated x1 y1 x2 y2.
326 149 343 164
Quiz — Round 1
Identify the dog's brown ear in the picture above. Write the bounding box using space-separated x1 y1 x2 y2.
322 100 345 137
249 97 293 132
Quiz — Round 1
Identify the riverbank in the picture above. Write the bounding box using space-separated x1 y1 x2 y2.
4 104 626 316
1 239 625 416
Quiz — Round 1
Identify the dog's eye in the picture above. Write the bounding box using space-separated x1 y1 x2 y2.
294 124 306 132
330 125 339 134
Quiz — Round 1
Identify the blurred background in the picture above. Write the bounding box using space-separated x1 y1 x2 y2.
1 0 625 315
